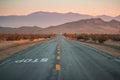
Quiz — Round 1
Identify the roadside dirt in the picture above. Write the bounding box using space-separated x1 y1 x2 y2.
0 39 46 61
80 41 120 59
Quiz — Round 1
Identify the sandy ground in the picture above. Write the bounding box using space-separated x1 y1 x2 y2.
0 38 46 61
80 40 120 59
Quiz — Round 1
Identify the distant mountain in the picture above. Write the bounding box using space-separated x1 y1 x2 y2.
0 11 119 28
0 18 120 34
0 11 92 28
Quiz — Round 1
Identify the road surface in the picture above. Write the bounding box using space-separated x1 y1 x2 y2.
0 35 120 80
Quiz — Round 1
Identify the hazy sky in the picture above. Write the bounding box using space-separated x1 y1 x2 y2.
0 0 120 16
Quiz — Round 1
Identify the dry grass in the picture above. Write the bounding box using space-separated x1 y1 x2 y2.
104 40 120 49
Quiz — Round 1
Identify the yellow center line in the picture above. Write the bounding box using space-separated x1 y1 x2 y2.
58 46 60 48
56 64 61 71
55 41 61 71
57 51 60 54
56 56 60 60
57 48 60 50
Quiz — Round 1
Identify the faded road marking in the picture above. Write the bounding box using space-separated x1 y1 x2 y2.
14 58 48 63
40 58 48 62
113 59 120 63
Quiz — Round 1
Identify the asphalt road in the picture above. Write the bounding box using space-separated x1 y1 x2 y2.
0 35 120 80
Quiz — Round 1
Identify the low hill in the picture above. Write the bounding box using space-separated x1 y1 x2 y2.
40 18 120 34
0 18 120 34
0 26 43 34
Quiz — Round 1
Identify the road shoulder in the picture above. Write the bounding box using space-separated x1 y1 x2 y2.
0 40 46 61
79 41 120 59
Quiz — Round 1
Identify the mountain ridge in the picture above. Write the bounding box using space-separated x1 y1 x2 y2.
0 11 120 28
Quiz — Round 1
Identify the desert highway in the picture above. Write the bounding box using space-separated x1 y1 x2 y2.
0 35 120 80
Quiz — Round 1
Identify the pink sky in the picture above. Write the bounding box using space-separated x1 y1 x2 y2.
0 0 120 16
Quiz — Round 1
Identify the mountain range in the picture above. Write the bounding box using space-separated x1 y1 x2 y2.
0 18 120 34
0 11 120 28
